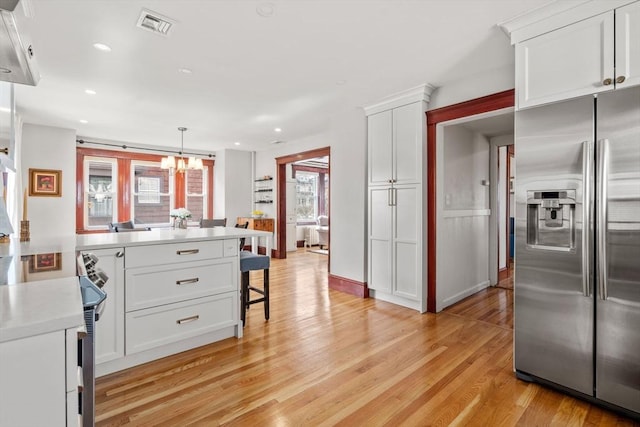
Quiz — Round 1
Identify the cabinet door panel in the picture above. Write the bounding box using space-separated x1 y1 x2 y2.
395 242 419 300
394 185 420 300
615 2 640 89
395 186 419 242
89 248 125 365
516 11 614 109
394 102 422 184
368 110 393 185
369 187 392 292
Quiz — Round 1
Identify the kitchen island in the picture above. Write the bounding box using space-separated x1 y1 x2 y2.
76 227 272 376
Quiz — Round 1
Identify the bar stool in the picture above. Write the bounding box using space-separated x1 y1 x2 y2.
239 250 270 325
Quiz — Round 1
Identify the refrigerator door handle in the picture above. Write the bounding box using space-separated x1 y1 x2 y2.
582 141 592 297
597 139 609 300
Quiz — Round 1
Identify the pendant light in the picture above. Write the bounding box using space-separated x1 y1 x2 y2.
161 127 203 173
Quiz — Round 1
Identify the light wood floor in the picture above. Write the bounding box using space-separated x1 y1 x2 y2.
95 250 638 426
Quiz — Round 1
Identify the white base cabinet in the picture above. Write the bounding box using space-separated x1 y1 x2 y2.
96 238 241 376
85 247 125 366
0 328 83 427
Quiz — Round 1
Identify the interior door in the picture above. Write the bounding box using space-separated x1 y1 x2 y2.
595 86 640 413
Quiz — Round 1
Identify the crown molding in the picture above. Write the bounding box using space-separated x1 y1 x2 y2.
499 0 636 44
364 83 435 116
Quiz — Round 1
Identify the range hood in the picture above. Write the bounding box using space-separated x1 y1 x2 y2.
0 0 40 86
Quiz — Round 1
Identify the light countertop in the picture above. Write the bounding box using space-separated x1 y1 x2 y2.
76 227 272 250
0 276 84 343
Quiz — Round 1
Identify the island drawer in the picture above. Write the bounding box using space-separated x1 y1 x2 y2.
125 240 224 268
125 293 237 355
125 258 237 312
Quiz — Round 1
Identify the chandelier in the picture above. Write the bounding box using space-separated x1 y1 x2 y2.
161 127 203 173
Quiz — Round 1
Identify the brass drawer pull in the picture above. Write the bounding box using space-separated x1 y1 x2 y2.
176 315 200 325
176 249 199 255
176 278 199 286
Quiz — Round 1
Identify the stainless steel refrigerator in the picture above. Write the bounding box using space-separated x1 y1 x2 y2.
514 85 640 417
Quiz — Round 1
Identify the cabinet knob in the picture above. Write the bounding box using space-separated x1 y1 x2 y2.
115 251 124 258
602 78 613 86
615 76 626 84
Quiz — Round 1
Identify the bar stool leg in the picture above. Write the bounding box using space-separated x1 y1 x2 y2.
241 271 249 326
264 269 269 320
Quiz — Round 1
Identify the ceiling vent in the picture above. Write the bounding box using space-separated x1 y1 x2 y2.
136 9 175 36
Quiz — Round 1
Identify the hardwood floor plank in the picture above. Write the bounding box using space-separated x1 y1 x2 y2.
95 250 639 427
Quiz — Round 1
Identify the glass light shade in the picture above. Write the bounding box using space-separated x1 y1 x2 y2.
187 157 203 170
161 156 176 170
176 158 186 171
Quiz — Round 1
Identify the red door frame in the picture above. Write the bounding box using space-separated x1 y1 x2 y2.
425 89 515 312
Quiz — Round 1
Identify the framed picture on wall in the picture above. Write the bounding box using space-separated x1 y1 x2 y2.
28 252 62 273
29 168 62 197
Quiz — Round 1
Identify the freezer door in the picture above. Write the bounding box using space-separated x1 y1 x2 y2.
514 95 594 395
595 86 640 413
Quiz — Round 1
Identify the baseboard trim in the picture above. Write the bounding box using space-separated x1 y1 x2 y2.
498 267 510 282
440 280 490 311
328 274 369 298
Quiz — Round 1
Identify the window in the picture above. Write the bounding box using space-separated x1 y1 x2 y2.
137 177 160 203
293 164 329 224
131 161 173 226
185 168 208 224
84 157 117 229
296 171 318 223
76 147 213 233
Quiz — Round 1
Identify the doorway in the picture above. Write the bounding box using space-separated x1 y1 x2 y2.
433 110 514 311
426 90 515 312
275 147 331 261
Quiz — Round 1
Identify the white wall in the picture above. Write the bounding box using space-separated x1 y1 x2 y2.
255 106 366 282
437 124 491 311
429 65 514 110
213 149 252 223
21 123 76 239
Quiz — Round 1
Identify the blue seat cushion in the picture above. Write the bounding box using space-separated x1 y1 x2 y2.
239 251 270 272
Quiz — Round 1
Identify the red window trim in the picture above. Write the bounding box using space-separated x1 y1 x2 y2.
76 147 214 233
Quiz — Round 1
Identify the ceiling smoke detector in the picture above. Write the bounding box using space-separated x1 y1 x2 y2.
136 9 175 36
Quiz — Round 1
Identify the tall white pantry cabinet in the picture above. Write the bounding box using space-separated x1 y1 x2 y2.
365 85 433 313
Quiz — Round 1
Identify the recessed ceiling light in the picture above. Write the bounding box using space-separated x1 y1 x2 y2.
93 43 112 52
178 68 193 74
79 119 88 124
274 127 282 133
336 80 347 85
85 89 96 95
256 2 275 17
234 142 241 146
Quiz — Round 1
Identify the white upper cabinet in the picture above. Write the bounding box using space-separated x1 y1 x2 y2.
368 101 423 186
516 12 614 109
512 1 640 109
368 109 393 186
616 2 640 88
394 102 422 185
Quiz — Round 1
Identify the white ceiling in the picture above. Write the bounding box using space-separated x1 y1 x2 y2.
13 0 550 153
